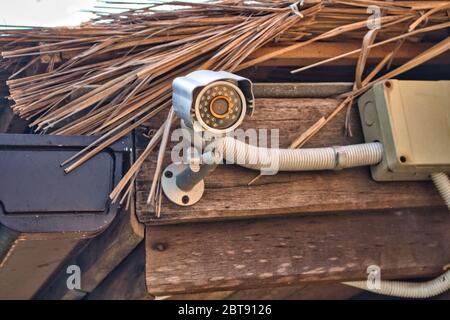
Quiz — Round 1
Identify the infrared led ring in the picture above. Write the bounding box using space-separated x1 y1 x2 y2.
193 81 246 133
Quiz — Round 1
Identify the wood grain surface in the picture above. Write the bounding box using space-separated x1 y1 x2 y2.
146 208 450 295
136 95 445 224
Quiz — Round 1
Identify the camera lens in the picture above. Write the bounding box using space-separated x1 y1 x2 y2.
210 96 230 118
196 82 244 131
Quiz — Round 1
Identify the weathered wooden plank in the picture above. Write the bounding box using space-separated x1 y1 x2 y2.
238 64 450 84
84 245 362 300
168 283 361 300
226 283 362 300
136 97 445 224
0 236 82 299
34 207 143 299
85 242 152 300
85 241 362 300
248 42 450 68
146 207 450 296
164 282 362 300
57 41 450 68
252 83 352 98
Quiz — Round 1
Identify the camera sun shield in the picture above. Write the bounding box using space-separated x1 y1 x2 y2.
172 70 254 134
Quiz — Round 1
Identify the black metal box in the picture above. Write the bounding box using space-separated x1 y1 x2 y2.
0 134 130 235
0 134 130 299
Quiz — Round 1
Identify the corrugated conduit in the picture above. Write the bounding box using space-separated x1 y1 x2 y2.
210 137 450 299
344 269 450 299
431 172 450 211
345 172 450 299
213 137 383 171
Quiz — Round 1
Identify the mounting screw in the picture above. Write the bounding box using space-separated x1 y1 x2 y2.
165 170 173 178
153 243 167 252
385 81 392 89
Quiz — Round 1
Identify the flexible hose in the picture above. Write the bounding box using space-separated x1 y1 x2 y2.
344 269 450 299
344 172 450 299
208 135 450 299
213 137 383 171
431 172 450 210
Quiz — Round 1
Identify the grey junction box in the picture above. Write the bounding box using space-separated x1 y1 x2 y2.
358 80 450 181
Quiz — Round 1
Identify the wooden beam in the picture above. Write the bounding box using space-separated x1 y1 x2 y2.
84 252 363 300
85 245 363 300
85 242 152 300
85 243 362 300
57 41 450 68
146 207 450 296
226 283 362 300
246 42 450 67
252 82 353 98
136 96 446 225
168 283 361 300
34 206 143 299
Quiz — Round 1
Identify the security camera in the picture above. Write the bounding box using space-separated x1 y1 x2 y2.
172 70 255 134
162 71 253 207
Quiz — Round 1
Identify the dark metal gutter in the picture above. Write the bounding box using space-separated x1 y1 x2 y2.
0 134 131 299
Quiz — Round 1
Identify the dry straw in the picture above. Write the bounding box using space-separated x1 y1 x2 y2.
0 0 448 212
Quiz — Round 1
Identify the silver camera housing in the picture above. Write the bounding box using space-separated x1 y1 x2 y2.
172 70 254 134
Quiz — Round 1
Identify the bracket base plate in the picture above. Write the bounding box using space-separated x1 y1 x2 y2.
161 163 205 206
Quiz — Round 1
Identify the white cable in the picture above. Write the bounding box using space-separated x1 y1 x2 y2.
214 136 383 171
344 269 450 299
431 172 450 210
208 135 450 299
344 172 450 299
